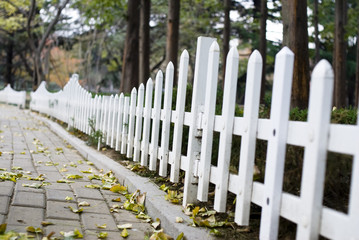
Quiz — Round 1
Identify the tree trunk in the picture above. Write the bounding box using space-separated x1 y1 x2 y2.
222 0 231 88
282 0 310 109
139 0 151 85
333 0 348 108
165 0 180 85
121 0 140 93
355 16 359 107
5 34 14 88
314 0 320 64
259 0 267 103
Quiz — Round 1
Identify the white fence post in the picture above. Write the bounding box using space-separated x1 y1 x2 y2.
197 41 220 201
260 47 294 240
127 88 137 158
213 47 240 212
149 71 163 171
170 50 189 183
141 78 153 167
134 84 145 162
159 62 174 176
235 50 262 225
183 36 216 206
296 60 333 239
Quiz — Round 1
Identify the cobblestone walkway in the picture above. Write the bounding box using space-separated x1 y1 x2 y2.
0 104 152 239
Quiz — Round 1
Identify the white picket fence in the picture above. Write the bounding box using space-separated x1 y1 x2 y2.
30 36 358 240
0 84 26 108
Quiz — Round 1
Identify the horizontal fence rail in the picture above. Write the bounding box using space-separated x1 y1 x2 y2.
29 36 359 240
0 85 26 108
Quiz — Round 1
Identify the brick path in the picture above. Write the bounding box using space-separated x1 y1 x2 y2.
0 104 153 239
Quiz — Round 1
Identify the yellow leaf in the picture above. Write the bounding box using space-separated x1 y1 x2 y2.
117 223 132 229
96 224 107 229
110 184 127 194
121 228 129 238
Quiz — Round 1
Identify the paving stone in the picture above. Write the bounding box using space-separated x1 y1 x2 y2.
12 191 45 208
44 219 82 238
0 214 4 224
0 196 10 214
44 182 72 191
0 160 11 170
73 187 104 200
41 171 65 182
7 206 44 226
77 198 111 214
81 213 118 231
84 230 127 240
0 181 14 196
46 189 76 202
14 180 44 193
36 165 59 172
46 201 80 220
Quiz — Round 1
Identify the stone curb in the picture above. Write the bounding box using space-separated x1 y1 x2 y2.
32 113 215 240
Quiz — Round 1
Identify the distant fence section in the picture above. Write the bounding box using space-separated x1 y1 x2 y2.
0 85 26 108
29 36 358 240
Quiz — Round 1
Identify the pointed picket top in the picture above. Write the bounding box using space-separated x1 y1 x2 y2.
131 87 137 95
114 94 118 100
146 78 153 89
276 46 294 59
248 49 262 66
226 46 239 61
119 92 124 99
139 83 145 91
311 59 334 81
180 49 189 61
209 41 220 53
155 70 163 84
167 61 174 72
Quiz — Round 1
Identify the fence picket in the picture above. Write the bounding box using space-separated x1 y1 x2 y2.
159 62 174 176
170 50 189 182
121 96 130 154
141 78 153 167
127 88 137 158
213 47 239 212
260 47 294 240
134 84 145 162
111 94 119 148
115 93 124 151
106 95 114 145
235 50 262 225
197 41 220 201
149 71 163 170
296 60 333 239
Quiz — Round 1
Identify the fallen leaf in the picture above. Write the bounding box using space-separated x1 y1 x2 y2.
80 169 93 174
111 197 122 202
97 231 108 239
0 223 6 234
85 184 101 189
68 206 83 213
175 217 183 223
96 224 107 229
151 218 161 230
57 179 75 183
110 184 127 194
176 232 184 240
26 226 43 233
66 174 83 180
41 221 54 226
78 201 90 207
117 224 132 229
65 196 73 201
121 228 129 238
